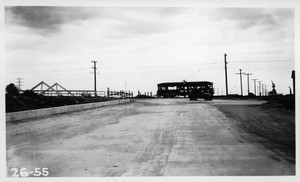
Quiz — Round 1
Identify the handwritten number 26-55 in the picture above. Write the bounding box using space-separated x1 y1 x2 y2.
10 168 49 177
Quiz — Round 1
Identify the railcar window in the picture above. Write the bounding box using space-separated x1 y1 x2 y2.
168 86 177 90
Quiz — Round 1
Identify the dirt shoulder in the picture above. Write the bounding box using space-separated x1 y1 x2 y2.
213 101 295 164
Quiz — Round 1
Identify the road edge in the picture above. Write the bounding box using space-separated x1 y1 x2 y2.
6 99 131 122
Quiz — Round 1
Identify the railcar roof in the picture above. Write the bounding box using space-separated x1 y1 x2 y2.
157 81 213 87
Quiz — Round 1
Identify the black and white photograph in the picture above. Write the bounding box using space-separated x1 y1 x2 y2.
1 0 299 181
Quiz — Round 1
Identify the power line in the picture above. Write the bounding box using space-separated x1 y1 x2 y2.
231 60 293 63
101 62 222 69
7 61 90 67
7 61 223 69
7 59 293 68
8 62 222 73
7 59 293 75
9 59 291 73
11 68 90 74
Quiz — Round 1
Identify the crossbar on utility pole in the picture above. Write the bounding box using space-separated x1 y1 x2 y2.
252 79 258 96
224 53 228 96
92 61 97 97
244 73 252 95
236 69 245 96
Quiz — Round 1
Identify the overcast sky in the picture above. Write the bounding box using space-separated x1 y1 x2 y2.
5 6 294 95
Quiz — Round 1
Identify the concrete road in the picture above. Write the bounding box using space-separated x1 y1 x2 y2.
6 99 295 176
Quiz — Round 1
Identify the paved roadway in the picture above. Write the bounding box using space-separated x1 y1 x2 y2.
6 99 295 176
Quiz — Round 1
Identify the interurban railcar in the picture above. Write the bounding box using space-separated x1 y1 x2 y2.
157 81 214 101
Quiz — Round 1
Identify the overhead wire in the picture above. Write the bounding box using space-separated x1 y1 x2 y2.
8 62 222 73
10 68 90 74
6 59 293 74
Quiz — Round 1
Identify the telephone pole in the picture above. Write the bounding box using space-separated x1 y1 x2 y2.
262 83 264 96
252 79 257 96
236 69 245 96
244 73 252 95
16 77 23 90
224 53 228 96
92 61 97 97
265 85 267 96
258 81 262 96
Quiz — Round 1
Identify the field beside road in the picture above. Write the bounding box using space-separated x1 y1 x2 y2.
213 101 295 164
6 94 112 113
6 98 295 176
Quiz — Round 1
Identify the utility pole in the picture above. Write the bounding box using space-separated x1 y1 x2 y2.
92 61 97 97
16 77 23 90
224 53 228 96
265 85 267 96
258 81 262 96
252 79 257 96
236 69 245 96
262 83 264 96
244 73 252 95
292 70 295 95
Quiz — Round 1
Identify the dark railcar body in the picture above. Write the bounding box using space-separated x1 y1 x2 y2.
157 81 214 101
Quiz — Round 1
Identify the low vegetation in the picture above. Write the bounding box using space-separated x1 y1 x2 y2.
5 84 113 113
